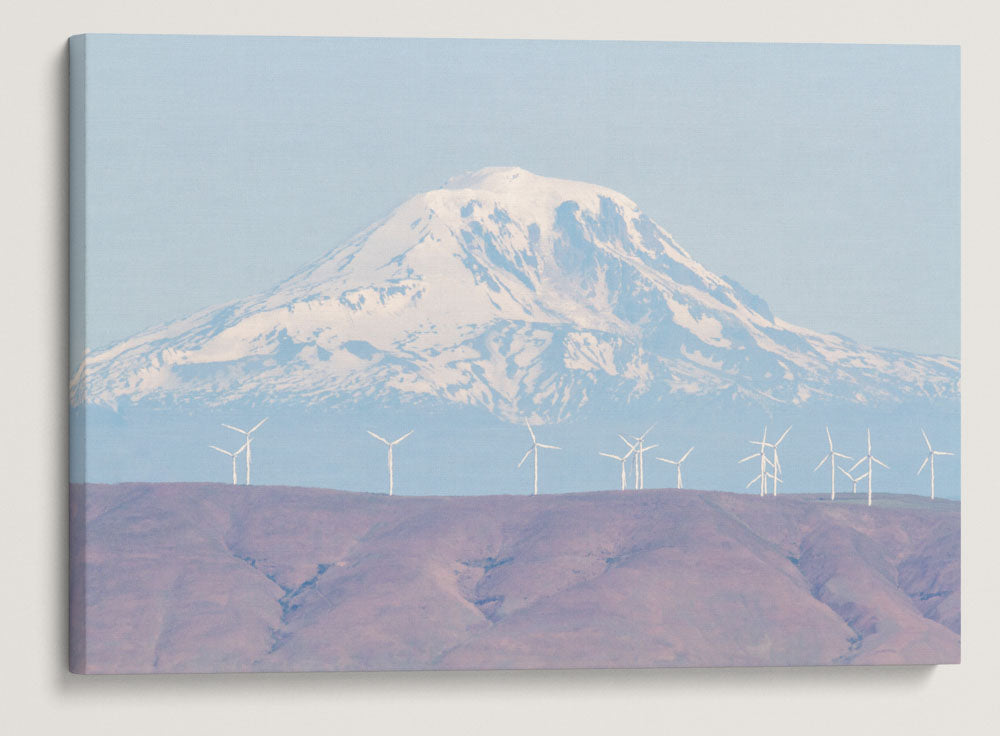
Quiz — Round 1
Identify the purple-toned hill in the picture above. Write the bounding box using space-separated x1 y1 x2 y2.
69 483 959 673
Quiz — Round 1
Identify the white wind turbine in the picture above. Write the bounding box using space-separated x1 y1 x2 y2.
367 430 413 496
635 443 660 489
849 429 889 507
838 466 868 496
746 426 790 496
917 429 954 501
209 442 246 485
222 417 268 486
766 426 791 496
599 440 636 491
518 420 560 495
814 427 852 501
621 425 656 489
739 427 774 497
656 447 694 489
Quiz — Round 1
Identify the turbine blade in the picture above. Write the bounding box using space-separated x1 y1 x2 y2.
679 447 693 463
826 426 833 450
656 457 677 465
738 454 756 464
746 474 762 489
935 451 955 456
813 454 830 472
599 452 621 461
392 430 414 445
775 426 791 446
849 457 865 472
366 430 389 444
856 472 869 481
838 466 854 480
867 428 872 452
208 445 231 456
642 444 659 453
537 443 560 451
833 452 851 460
917 457 929 475
248 417 269 434
921 428 932 451
525 419 536 443
873 457 889 469
517 448 532 468
222 423 247 434
640 423 656 439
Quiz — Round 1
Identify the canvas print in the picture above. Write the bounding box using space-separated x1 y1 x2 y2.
68 35 960 673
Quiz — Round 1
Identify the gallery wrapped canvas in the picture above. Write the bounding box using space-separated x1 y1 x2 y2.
69 35 959 673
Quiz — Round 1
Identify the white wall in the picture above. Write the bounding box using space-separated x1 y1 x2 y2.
2 1 998 734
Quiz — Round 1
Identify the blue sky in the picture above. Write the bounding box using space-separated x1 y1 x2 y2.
77 35 959 367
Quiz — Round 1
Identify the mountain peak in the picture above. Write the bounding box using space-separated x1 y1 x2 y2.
442 166 536 190
72 168 959 417
435 166 639 217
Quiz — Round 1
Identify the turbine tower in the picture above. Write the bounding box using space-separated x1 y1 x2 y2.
917 429 954 501
222 417 268 485
518 420 560 495
814 427 852 501
621 425 656 489
634 443 660 489
739 427 774 497
838 466 868 495
367 430 413 496
655 447 694 489
209 442 246 485
849 429 889 507
599 440 636 491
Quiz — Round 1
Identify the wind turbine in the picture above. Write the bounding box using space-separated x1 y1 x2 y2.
518 420 560 495
849 429 889 507
621 425 656 489
814 427 852 501
656 447 694 489
620 435 641 489
739 427 774 497
209 442 246 485
838 466 868 495
917 429 954 501
367 430 413 496
635 443 660 489
222 417 268 485
599 440 636 491
766 426 791 496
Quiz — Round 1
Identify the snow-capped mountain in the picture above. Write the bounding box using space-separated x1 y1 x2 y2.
71 167 958 421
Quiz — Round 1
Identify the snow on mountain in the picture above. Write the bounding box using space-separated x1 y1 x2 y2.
71 167 959 420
